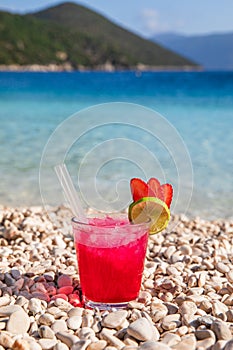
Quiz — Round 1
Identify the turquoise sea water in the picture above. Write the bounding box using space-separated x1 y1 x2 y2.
0 71 232 219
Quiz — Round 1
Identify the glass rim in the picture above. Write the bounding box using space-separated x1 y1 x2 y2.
71 216 150 229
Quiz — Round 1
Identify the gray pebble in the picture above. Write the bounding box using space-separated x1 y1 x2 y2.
211 320 232 340
224 339 233 350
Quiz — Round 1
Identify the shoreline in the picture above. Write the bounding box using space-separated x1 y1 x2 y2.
0 63 203 73
1 204 232 222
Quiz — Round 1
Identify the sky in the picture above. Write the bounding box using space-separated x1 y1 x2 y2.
0 0 233 38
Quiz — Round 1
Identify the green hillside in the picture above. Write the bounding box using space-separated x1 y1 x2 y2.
0 2 199 69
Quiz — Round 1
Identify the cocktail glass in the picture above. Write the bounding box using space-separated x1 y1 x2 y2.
72 215 149 309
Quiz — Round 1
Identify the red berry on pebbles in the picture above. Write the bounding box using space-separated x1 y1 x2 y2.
51 294 69 301
68 294 82 307
58 286 74 295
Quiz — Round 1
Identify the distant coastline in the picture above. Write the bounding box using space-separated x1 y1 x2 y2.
0 63 203 72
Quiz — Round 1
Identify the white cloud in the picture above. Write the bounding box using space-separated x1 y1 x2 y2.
140 8 171 34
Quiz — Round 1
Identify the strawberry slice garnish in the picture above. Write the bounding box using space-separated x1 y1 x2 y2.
130 178 150 202
160 183 173 208
147 178 162 198
130 177 173 208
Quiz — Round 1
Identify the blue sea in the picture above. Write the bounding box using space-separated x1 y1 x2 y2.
0 71 232 219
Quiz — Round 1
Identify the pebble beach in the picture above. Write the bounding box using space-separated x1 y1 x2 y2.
0 206 233 350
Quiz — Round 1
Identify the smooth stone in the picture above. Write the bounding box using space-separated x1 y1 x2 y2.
4 273 15 286
179 301 197 317
0 296 11 307
27 340 42 350
12 339 31 350
6 309 30 334
67 316 82 330
226 310 233 322
78 327 95 340
197 315 215 326
227 270 233 283
31 292 50 303
139 341 171 350
216 262 230 274
211 320 232 340
28 298 42 314
151 303 168 322
11 269 21 280
0 305 22 316
161 333 181 347
195 329 216 340
0 322 6 330
15 296 28 307
57 275 73 288
87 340 107 350
102 311 128 329
128 301 145 310
212 301 228 320
51 319 68 332
56 332 80 348
164 303 179 315
171 334 196 350
67 308 83 317
100 328 125 349
54 298 72 311
54 236 67 249
127 318 153 341
224 340 233 350
82 314 94 328
39 325 55 339
38 313 55 326
161 314 181 331
196 337 216 348
0 331 14 348
71 340 91 350
38 339 58 350
54 343 69 350
211 340 227 350
47 307 66 318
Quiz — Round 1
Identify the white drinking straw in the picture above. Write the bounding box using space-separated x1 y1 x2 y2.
55 163 88 223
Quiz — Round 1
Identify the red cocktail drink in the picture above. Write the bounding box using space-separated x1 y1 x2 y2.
72 216 149 309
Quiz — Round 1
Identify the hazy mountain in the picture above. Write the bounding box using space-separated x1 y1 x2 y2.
152 32 233 70
0 2 198 70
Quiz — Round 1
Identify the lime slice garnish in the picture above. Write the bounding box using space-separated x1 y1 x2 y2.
128 197 170 234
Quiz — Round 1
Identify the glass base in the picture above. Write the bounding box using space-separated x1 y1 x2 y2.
85 299 129 310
